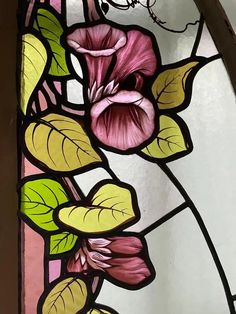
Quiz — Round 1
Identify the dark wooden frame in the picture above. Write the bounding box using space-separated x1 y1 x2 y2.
194 0 236 95
0 0 18 313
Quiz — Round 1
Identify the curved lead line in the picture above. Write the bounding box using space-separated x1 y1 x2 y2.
157 162 236 314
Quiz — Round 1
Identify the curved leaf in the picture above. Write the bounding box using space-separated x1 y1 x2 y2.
41 277 87 314
34 8 70 76
21 34 47 114
20 178 69 231
24 113 102 172
88 305 118 314
58 181 138 234
49 232 78 255
152 61 199 110
142 115 191 160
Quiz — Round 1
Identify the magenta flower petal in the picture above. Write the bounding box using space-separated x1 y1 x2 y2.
67 236 154 287
107 236 143 255
67 249 88 273
67 24 127 90
67 24 127 56
109 30 157 89
67 257 82 273
91 90 155 151
106 257 152 286
88 238 112 254
88 237 143 255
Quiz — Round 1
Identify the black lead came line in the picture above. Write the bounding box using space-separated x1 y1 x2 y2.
104 158 235 312
106 0 201 34
141 202 188 236
22 0 233 311
151 162 236 314
191 13 205 57
105 153 235 312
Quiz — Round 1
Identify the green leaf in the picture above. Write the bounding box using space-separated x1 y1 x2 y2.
24 113 103 172
40 277 87 314
142 115 191 160
21 34 47 114
58 181 138 234
20 178 69 231
49 232 78 255
152 61 199 110
33 8 70 76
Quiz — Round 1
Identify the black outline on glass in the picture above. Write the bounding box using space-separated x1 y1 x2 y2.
191 14 204 57
138 113 194 163
89 303 119 314
104 0 201 34
19 108 109 176
17 0 234 313
65 231 156 291
147 162 236 314
37 273 93 314
141 202 188 236
61 18 162 156
53 178 141 237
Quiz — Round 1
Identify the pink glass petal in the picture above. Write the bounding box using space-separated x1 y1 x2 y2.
107 236 143 255
67 250 87 273
91 90 155 151
85 55 112 89
67 24 126 56
107 257 151 285
88 238 112 248
67 24 127 90
109 30 157 87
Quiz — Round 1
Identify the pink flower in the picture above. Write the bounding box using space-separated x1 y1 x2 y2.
90 91 155 150
67 24 126 90
67 24 158 151
67 236 154 288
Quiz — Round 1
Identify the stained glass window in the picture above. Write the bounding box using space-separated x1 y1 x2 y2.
17 0 236 313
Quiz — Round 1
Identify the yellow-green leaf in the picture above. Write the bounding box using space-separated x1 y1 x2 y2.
152 61 199 110
20 178 69 232
88 310 110 314
142 115 190 159
21 34 47 114
58 181 138 234
41 277 87 314
87 305 117 314
24 113 102 172
49 232 78 255
33 8 70 76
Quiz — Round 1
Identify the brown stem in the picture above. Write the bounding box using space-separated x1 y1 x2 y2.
43 81 57 105
92 276 100 293
25 0 35 27
60 178 101 295
84 0 104 21
194 0 236 95
61 176 82 201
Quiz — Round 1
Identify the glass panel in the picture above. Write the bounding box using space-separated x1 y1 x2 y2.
18 1 236 313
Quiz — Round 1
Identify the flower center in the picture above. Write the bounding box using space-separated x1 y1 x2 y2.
99 102 148 135
91 91 156 151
